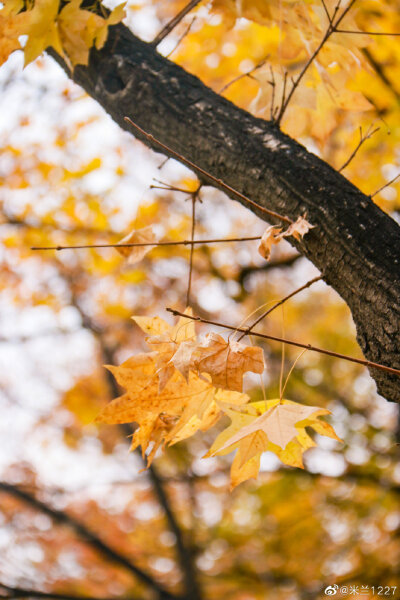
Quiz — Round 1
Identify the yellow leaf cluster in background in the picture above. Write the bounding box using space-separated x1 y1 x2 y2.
0 0 126 67
96 312 341 486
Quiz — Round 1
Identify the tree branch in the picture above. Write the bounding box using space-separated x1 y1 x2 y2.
0 482 177 600
46 23 400 402
0 585 141 600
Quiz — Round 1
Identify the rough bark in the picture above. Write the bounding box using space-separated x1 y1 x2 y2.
49 23 400 402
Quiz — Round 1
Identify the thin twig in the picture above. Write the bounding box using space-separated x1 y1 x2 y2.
167 16 197 58
336 29 400 36
187 187 201 305
320 0 332 23
371 173 400 198
218 58 267 94
339 125 379 172
363 48 400 103
276 0 357 124
0 482 176 599
237 275 322 341
269 66 276 121
165 308 400 377
124 117 293 225
151 0 202 47
31 236 262 252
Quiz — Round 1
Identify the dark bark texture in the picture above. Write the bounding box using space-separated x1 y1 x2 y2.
49 23 400 402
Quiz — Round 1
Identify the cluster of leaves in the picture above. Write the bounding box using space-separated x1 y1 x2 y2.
0 0 125 67
96 310 341 487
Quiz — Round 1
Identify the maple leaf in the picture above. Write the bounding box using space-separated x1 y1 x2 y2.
96 350 248 465
172 332 264 392
58 0 126 66
133 308 196 391
207 399 341 487
116 225 159 265
21 0 63 66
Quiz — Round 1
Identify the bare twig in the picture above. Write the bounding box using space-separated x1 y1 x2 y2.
237 275 322 341
166 308 400 377
167 16 197 58
336 29 400 36
152 0 202 47
31 236 262 251
187 187 201 305
218 58 267 94
320 0 332 24
0 482 176 599
124 117 293 225
276 0 357 124
363 48 400 104
371 173 400 198
339 125 379 172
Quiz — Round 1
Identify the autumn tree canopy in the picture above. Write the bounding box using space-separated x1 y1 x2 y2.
0 0 399 598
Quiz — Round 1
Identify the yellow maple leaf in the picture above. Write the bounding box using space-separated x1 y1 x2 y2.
172 331 264 392
133 308 196 391
208 399 341 487
21 0 63 66
96 350 248 465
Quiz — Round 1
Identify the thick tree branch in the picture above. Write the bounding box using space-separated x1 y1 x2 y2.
0 482 176 600
47 24 400 402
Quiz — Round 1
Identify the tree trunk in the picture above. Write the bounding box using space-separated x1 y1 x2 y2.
49 23 400 402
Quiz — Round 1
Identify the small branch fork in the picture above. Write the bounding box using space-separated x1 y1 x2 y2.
124 117 293 225
276 0 357 124
218 58 268 95
237 275 323 341
339 125 380 172
166 308 400 378
151 0 202 47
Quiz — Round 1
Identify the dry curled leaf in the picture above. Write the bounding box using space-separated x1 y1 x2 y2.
258 217 314 260
96 350 249 465
116 225 159 265
172 332 265 392
133 308 196 390
258 225 283 260
284 216 315 240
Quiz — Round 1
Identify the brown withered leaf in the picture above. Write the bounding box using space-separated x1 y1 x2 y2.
172 332 264 392
258 225 283 260
258 217 314 260
96 351 249 465
116 225 159 264
283 216 315 241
